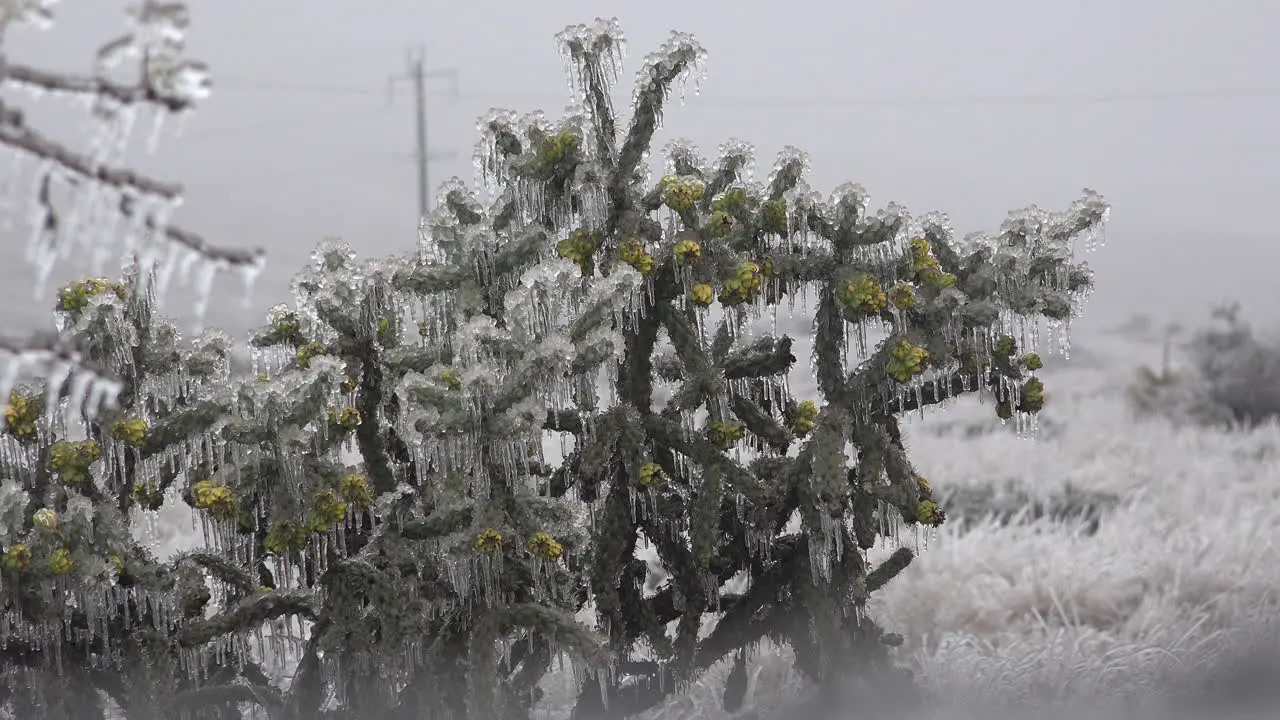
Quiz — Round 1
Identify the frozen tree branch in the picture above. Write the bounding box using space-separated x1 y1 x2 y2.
0 0 56 34
161 683 283 714
0 331 121 420
0 102 179 195
4 61 194 113
0 101 264 267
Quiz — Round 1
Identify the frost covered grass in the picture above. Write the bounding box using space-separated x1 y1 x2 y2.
883 401 1280 711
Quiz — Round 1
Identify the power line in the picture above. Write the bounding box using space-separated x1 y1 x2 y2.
180 107 393 140
216 80 382 96
212 77 1280 107
183 150 411 188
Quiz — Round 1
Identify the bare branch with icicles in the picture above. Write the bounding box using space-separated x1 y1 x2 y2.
0 89 263 269
6 103 262 263
4 61 197 114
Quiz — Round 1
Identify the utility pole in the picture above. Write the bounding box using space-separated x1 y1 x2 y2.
388 46 458 218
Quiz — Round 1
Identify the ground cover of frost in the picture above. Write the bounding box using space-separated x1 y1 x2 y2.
134 330 1280 719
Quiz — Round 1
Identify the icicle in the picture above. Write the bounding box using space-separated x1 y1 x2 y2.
189 256 222 333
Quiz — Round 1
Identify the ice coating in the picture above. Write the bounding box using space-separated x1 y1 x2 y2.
555 17 627 103
630 29 708 119
0 0 60 31
714 137 756 181
662 137 705 176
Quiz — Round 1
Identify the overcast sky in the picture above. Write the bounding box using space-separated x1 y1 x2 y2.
4 0 1279 339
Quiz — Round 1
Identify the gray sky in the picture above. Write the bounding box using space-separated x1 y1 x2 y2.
6 0 1279 338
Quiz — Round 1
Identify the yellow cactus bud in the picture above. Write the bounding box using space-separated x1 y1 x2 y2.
265 520 310 554
329 406 361 429
887 338 929 383
556 229 600 275
55 277 127 314
296 342 326 369
49 440 101 485
888 283 917 309
914 500 944 526
475 528 504 554
718 262 764 306
705 211 735 238
907 238 956 288
192 480 237 519
660 175 706 213
527 531 563 561
537 131 578 166
308 490 348 531
791 399 819 437
132 482 164 511
2 544 31 572
33 508 57 531
3 391 40 441
839 274 887 316
49 548 75 575
760 199 788 234
690 283 715 307
674 239 702 263
619 239 655 276
638 462 664 488
109 417 149 447
707 421 745 450
439 369 462 390
340 473 373 508
711 188 748 213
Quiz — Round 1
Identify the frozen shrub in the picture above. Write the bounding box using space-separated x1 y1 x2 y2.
1130 304 1280 429
0 10 1110 720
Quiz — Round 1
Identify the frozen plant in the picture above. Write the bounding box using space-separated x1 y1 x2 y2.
500 17 1108 718
0 1 264 424
188 233 631 719
0 15 1111 720
0 268 299 719
1129 303 1280 428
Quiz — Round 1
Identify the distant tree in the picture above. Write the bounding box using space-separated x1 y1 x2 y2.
0 11 1111 720
1130 303 1280 428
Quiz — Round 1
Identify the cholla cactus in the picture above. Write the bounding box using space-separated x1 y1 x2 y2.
253 180 630 713
494 17 1105 718
0 268 314 720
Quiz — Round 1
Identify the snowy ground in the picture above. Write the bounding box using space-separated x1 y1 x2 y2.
141 330 1280 719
